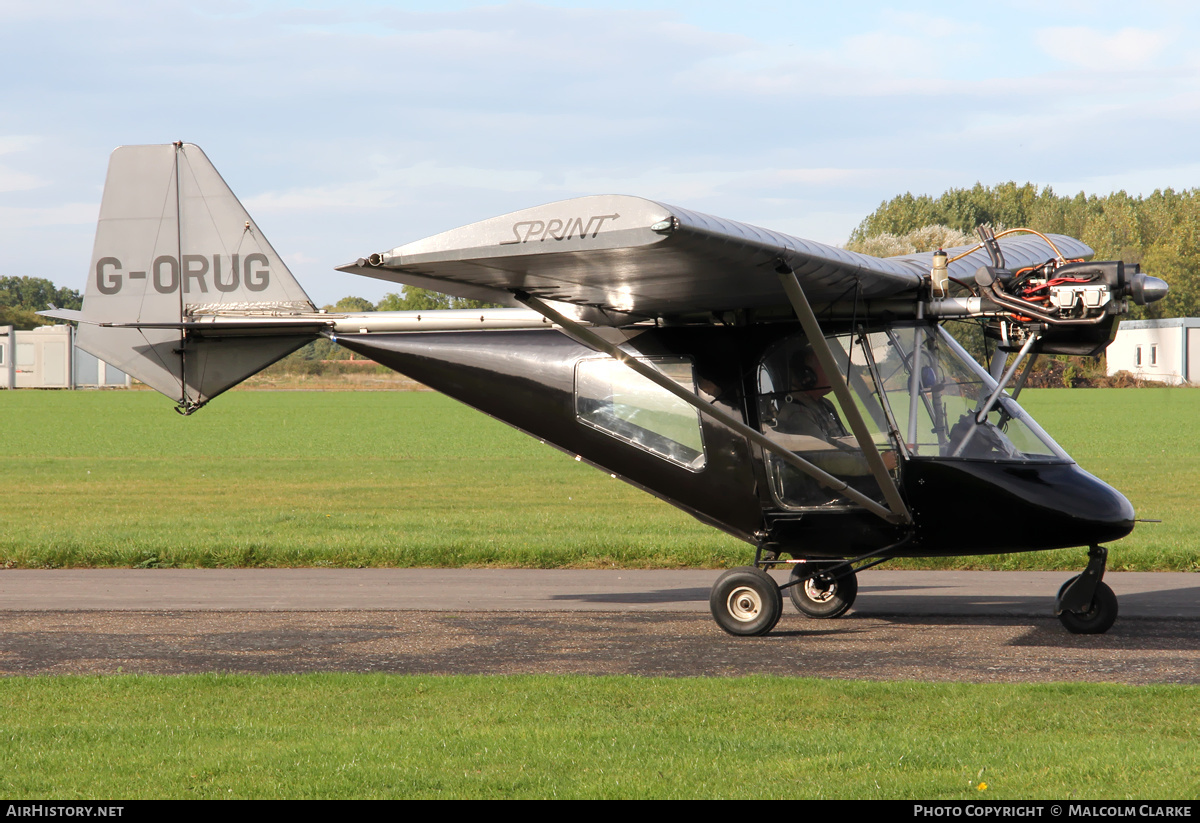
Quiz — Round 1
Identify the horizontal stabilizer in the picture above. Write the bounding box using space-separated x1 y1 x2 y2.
37 309 86 324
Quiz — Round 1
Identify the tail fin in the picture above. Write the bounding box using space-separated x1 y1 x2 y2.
59 143 320 412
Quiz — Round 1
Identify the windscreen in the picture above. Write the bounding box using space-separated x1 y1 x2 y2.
866 325 1070 462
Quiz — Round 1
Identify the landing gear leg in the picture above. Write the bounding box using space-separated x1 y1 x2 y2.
1055 545 1118 634
711 537 910 636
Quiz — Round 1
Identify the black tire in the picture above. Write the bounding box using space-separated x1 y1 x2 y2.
1057 578 1118 635
788 566 858 618
710 567 782 637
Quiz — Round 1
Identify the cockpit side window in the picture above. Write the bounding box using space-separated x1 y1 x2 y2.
575 356 707 471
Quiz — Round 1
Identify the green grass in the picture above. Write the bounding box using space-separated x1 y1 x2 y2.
1 390 739 568
0 674 1194 799
1 388 1197 570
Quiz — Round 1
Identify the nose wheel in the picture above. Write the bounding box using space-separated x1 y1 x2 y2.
1055 545 1118 634
1056 577 1118 634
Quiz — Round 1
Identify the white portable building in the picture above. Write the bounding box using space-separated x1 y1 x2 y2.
0 324 129 389
1106 318 1200 385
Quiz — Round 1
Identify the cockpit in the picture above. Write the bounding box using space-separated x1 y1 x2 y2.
757 324 1071 510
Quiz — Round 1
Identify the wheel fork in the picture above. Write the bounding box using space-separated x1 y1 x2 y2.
1055 544 1108 615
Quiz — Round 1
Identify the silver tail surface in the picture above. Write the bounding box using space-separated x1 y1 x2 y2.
43 143 321 412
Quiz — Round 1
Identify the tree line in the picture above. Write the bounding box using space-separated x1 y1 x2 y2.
294 289 501 363
0 277 82 329
325 288 497 314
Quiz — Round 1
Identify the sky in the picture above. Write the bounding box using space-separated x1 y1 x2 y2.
3 0 1200 306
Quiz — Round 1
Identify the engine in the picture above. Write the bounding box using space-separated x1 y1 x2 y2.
930 228 1168 357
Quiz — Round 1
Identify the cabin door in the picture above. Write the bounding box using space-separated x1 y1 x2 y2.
755 332 895 510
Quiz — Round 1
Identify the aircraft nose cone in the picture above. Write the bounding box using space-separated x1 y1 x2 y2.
1130 272 1169 305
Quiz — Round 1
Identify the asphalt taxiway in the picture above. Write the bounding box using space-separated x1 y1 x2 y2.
1 570 1195 683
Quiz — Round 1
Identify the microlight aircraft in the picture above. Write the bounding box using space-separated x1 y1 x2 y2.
44 143 1170 637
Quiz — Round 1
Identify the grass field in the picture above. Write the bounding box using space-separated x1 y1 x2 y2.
2 388 1197 571
1 674 1195 799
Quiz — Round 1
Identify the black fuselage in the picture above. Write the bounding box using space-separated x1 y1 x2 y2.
336 324 1135 559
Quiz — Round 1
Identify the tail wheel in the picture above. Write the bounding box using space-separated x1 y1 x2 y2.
710 567 782 637
1057 577 1119 635
788 566 858 618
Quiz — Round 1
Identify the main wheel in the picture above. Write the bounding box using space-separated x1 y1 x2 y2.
1057 577 1118 635
788 566 858 618
710 567 783 637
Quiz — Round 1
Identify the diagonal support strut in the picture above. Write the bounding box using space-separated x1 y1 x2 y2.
775 267 912 524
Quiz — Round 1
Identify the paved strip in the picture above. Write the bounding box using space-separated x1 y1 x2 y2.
1 611 1195 684
1 571 1194 683
0 569 1195 618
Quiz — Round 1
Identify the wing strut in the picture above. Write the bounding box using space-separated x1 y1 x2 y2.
513 291 903 524
775 267 913 525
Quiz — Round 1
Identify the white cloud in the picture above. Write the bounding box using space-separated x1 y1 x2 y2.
0 166 44 193
0 137 46 190
1050 161 1200 196
243 162 549 215
836 13 985 78
284 251 321 266
1035 27 1175 71
0 135 40 155
0 202 98 228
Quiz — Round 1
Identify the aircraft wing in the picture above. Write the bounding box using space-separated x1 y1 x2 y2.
338 195 1092 319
